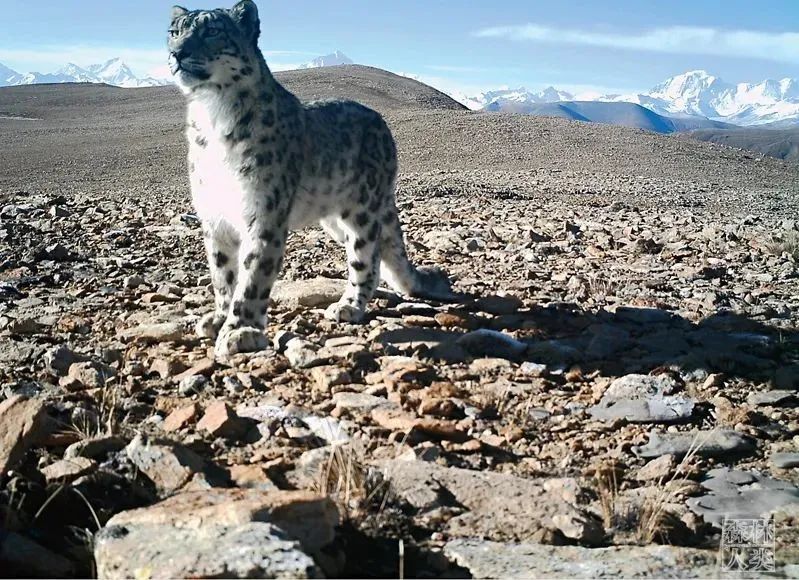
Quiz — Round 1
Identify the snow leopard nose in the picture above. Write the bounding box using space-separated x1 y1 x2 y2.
171 48 192 62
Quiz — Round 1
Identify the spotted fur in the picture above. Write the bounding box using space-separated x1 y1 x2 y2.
169 1 452 357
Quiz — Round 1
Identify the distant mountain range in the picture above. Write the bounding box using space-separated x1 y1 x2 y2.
0 58 170 88
465 71 799 129
0 51 356 89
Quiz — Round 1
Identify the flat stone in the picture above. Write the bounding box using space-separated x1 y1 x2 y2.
380 459 570 540
95 521 320 579
444 540 719 579
333 392 394 412
371 408 468 442
64 436 126 460
270 277 345 309
589 374 694 423
687 467 799 526
163 403 200 432
772 453 799 469
40 456 97 483
173 358 216 382
120 322 186 344
614 306 677 325
0 395 50 474
633 429 755 459
470 294 523 315
102 488 338 553
747 390 796 407
456 329 527 360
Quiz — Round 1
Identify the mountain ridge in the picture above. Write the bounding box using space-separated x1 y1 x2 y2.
465 70 799 128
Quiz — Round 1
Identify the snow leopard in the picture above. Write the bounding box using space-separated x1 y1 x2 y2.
169 0 452 357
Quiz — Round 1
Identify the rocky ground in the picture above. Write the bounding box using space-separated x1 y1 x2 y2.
1 69 799 578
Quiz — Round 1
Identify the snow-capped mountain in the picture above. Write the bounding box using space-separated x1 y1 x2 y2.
299 51 353 69
464 70 799 127
0 59 171 88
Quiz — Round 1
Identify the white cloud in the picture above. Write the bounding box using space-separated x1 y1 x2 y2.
474 24 799 64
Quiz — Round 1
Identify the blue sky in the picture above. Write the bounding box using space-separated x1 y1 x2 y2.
1 0 798 96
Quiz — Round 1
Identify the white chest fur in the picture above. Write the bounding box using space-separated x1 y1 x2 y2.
187 99 249 232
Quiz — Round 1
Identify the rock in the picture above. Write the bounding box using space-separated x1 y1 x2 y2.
60 361 114 390
0 531 75 577
519 361 547 377
633 429 755 459
747 390 796 407
173 358 216 382
310 365 351 393
444 540 719 579
371 408 468 442
99 488 338 552
635 454 677 482
333 392 394 413
456 329 527 360
772 453 799 469
120 322 185 344
229 464 279 491
270 277 345 309
150 357 188 379
283 337 326 369
43 345 88 376
552 511 604 546
470 294 523 315
179 374 208 396
40 456 97 483
589 374 694 423
0 395 50 475
95 521 320 579
123 275 144 289
687 467 799 526
163 403 201 432
125 434 219 495
64 435 126 460
614 306 677 325
196 401 250 440
381 459 568 540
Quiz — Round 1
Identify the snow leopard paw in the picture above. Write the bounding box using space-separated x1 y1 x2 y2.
214 325 268 358
196 312 226 339
324 301 366 323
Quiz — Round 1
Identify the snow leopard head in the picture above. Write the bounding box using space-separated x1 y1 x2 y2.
168 0 260 92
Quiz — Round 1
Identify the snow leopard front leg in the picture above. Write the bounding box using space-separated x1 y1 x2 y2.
214 213 287 358
196 222 239 340
322 209 382 323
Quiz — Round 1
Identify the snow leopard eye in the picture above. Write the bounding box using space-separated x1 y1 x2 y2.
168 28 179 38
205 27 221 38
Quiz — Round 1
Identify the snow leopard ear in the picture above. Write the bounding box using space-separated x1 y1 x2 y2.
230 0 260 45
171 5 188 21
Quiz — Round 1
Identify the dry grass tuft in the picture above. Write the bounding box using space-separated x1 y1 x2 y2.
635 430 712 544
767 230 799 259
